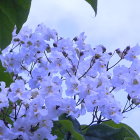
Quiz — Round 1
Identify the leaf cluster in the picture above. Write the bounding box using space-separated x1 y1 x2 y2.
52 114 140 140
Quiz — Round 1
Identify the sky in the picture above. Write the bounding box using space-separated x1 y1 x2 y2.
25 0 140 134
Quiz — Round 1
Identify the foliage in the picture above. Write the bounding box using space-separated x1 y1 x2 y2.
103 121 140 140
0 62 13 86
0 0 31 50
85 0 98 15
52 114 140 140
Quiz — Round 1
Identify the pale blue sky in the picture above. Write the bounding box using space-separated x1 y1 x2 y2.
25 0 140 134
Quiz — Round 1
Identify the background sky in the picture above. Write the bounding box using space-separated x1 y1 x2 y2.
25 0 140 134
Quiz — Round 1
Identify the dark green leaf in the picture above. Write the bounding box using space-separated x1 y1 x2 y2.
0 106 13 126
52 121 65 140
0 62 13 87
0 0 31 50
124 138 135 140
85 0 98 15
84 124 138 140
84 136 104 140
81 125 88 135
0 10 14 50
103 121 140 140
52 120 84 140
59 120 84 140
59 113 81 132
5 115 13 125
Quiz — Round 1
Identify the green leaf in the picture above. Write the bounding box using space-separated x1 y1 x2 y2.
81 125 88 135
0 106 13 126
52 121 64 140
52 120 84 140
0 10 14 50
103 121 140 140
84 124 138 140
85 136 105 140
0 62 13 87
0 0 31 50
59 120 84 140
124 138 135 140
59 113 81 132
85 0 98 16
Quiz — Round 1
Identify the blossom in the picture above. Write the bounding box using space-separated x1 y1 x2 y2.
0 82 9 108
0 24 139 139
124 44 140 61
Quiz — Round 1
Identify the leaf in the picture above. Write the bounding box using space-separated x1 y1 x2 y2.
0 106 13 126
52 121 64 140
85 0 98 16
0 0 31 50
0 10 14 50
81 125 88 135
103 120 140 140
59 113 81 132
0 62 13 87
52 119 84 140
124 138 135 140
84 136 104 140
59 120 84 140
84 124 138 140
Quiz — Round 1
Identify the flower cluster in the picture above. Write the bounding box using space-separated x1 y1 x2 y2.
0 24 140 139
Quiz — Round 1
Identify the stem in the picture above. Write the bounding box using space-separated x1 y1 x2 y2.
122 104 137 113
97 114 102 124
75 57 80 76
78 57 95 80
109 87 116 93
76 99 84 106
81 107 97 130
106 50 116 71
16 103 22 118
44 51 51 63
107 58 122 71
66 69 71 77
122 100 129 113
14 103 17 121
10 43 21 52
78 66 91 80
21 64 30 73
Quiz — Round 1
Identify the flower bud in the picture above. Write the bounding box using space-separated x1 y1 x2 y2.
95 54 101 59
80 51 84 56
108 52 112 55
127 94 131 101
53 43 57 47
116 49 123 58
73 37 78 41
101 46 106 53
